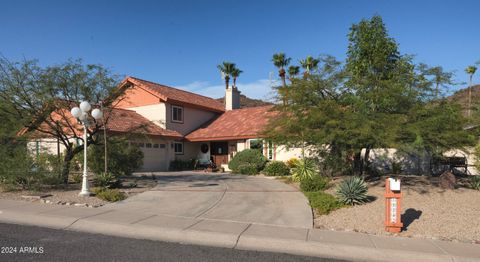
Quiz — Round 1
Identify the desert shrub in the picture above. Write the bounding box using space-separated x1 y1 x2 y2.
71 173 82 183
304 191 344 215
93 172 121 189
291 158 317 182
336 176 368 205
0 146 63 190
88 137 143 177
263 161 290 176
93 188 126 202
286 158 300 168
228 149 267 175
470 175 480 190
169 159 196 171
300 175 329 192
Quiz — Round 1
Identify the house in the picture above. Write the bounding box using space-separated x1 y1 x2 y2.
27 76 303 172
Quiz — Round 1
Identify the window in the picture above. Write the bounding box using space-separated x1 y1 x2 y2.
171 105 184 123
138 143 145 148
267 140 274 160
174 142 184 154
159 144 166 149
146 143 152 148
153 144 159 148
249 139 263 151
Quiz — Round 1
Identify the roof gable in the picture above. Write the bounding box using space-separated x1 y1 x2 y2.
122 77 225 113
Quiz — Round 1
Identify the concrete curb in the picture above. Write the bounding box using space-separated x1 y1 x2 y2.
1 208 479 262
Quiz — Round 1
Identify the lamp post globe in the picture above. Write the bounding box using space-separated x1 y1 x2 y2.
91 108 103 120
70 107 81 118
79 101 91 112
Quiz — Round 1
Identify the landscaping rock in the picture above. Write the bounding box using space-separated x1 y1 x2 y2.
21 194 52 200
439 171 456 190
74 203 88 207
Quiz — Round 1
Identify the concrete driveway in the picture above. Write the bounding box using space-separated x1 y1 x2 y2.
103 172 313 228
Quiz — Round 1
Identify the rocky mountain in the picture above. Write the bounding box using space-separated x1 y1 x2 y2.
216 94 273 108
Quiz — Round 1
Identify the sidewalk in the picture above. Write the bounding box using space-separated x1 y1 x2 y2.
0 199 478 262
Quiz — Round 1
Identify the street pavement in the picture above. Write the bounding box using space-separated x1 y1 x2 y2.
0 223 342 262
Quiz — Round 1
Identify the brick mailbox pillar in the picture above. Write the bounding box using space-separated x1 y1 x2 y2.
385 178 403 233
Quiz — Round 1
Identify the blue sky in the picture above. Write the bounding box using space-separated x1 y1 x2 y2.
1 0 479 100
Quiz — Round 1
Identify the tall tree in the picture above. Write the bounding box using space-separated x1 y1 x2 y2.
299 56 319 77
265 15 474 176
418 64 455 99
231 67 243 89
272 53 291 87
465 65 477 118
217 62 236 89
0 57 120 183
288 65 300 81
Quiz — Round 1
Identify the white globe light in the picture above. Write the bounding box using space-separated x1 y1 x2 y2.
79 101 91 112
91 108 103 120
70 107 81 118
78 112 87 121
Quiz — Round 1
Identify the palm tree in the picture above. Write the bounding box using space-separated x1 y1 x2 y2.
272 53 291 87
466 65 477 118
299 56 319 77
231 67 243 89
288 65 300 81
217 62 236 89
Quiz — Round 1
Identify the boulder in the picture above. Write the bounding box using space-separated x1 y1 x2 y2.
439 171 456 190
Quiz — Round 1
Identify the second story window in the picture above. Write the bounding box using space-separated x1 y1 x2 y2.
172 105 183 123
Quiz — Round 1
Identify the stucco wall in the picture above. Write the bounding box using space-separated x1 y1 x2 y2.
115 86 161 108
165 103 218 136
27 138 68 156
125 103 167 128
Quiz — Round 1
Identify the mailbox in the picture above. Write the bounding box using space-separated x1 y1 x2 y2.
389 178 401 191
385 178 403 233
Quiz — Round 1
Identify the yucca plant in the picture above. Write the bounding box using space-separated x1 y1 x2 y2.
470 175 480 190
336 176 368 205
291 158 317 182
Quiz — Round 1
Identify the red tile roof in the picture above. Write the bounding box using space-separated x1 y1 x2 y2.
105 108 182 138
185 106 276 141
125 77 225 113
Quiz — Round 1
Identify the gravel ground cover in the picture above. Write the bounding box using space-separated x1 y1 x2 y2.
315 176 480 243
0 176 157 207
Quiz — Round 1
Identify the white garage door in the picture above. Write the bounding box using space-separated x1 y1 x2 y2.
140 143 169 171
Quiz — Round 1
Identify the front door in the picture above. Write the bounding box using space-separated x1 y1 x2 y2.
211 141 228 166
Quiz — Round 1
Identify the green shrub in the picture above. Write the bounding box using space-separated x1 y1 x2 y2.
93 172 121 189
470 175 480 190
336 176 368 205
169 159 196 171
88 137 143 177
263 161 290 176
304 191 344 215
300 175 329 192
228 149 267 175
94 188 126 202
236 164 257 175
291 158 317 182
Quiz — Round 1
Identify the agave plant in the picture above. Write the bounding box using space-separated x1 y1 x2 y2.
291 158 317 182
336 176 368 205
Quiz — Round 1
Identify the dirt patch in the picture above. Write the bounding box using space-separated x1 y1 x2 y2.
0 176 157 207
315 175 480 243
